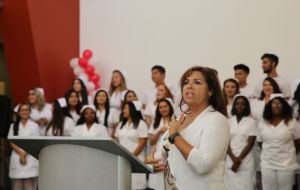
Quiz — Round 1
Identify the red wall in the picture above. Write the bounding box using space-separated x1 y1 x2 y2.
0 0 79 105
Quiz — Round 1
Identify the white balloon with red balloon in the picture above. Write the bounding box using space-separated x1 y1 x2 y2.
78 73 89 85
70 58 79 68
87 81 95 91
73 67 84 76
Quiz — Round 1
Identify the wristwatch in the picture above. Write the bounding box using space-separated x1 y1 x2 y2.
168 132 180 144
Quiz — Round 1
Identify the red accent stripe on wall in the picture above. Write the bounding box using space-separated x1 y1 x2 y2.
0 0 79 105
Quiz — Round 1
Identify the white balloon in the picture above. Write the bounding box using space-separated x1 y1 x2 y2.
70 58 79 68
87 82 95 91
73 67 83 76
78 73 89 85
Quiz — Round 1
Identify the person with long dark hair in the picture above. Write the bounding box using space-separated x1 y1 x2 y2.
93 89 119 136
258 95 300 190
166 66 229 189
8 103 39 190
62 89 82 123
115 101 148 190
223 78 240 117
45 99 75 136
72 105 109 137
72 78 89 105
147 98 174 190
27 88 52 136
226 95 257 190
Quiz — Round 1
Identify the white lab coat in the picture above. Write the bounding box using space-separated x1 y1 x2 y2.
148 119 169 190
8 120 39 179
168 106 230 190
96 108 119 136
115 120 148 189
30 103 52 136
46 116 75 136
72 123 110 138
110 91 126 113
257 119 300 171
69 110 80 124
225 116 257 190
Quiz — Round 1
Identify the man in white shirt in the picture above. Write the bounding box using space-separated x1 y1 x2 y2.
234 64 255 99
254 53 291 99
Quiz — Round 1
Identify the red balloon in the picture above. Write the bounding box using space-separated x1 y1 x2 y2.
90 74 100 83
83 49 93 60
79 58 88 68
85 65 95 76
95 83 100 89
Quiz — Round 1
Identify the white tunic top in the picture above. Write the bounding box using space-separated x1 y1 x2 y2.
226 116 257 170
168 106 230 190
30 103 53 136
110 91 125 111
72 123 110 138
240 84 255 100
250 99 266 121
96 108 119 135
8 120 39 179
46 117 75 136
257 119 300 170
69 110 80 124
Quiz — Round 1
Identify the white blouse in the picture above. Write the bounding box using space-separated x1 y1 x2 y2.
46 117 75 136
226 116 257 170
30 103 53 136
8 120 40 179
72 123 110 138
257 119 300 170
168 106 230 190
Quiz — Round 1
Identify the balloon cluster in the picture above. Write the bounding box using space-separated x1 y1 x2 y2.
69 49 101 93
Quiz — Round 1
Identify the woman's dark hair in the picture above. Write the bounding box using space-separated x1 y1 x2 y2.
94 90 110 127
223 78 240 105
73 78 88 105
13 103 31 136
263 97 293 125
153 99 174 129
231 96 251 117
77 108 99 125
259 77 282 100
120 102 143 129
63 89 82 119
293 83 300 120
179 66 227 116
46 100 65 136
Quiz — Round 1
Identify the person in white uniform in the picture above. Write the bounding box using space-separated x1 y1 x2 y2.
115 101 148 190
8 103 39 190
62 89 81 124
254 53 291 99
45 99 75 136
167 66 230 190
93 89 119 137
234 64 255 100
109 70 128 115
27 88 52 136
223 78 240 118
72 105 109 138
72 78 91 105
258 95 300 190
226 95 257 190
148 98 174 190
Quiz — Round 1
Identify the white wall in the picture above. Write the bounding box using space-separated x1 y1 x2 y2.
80 0 300 98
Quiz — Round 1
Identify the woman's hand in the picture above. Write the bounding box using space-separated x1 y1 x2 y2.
168 114 185 135
19 154 27 165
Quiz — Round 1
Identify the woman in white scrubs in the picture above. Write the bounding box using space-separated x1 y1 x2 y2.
72 105 109 138
93 89 119 137
45 99 75 136
62 89 81 124
27 88 52 136
226 95 257 190
72 78 90 105
167 66 230 190
258 96 300 190
115 101 148 190
223 78 240 118
8 103 39 190
148 98 174 190
109 70 128 114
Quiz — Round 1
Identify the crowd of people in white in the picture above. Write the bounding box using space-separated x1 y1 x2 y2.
7 53 300 190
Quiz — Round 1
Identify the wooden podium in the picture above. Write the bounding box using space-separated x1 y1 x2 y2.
9 137 153 190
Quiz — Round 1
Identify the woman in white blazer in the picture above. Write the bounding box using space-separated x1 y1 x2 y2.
167 66 230 190
8 103 40 190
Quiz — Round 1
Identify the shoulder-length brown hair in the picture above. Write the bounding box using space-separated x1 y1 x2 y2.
179 66 227 116
109 70 127 96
